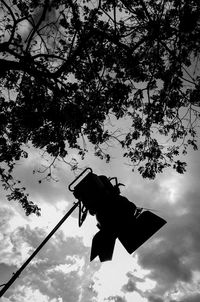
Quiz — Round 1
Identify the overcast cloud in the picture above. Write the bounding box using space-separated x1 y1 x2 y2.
0 146 200 302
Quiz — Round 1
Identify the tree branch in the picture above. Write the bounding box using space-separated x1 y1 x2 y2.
53 27 147 78
26 0 50 52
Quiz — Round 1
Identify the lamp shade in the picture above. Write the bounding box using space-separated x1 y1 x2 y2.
118 210 167 254
90 210 166 262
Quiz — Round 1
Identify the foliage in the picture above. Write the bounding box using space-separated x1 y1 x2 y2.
0 0 200 214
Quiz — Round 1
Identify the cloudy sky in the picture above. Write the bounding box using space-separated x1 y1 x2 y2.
1 143 200 302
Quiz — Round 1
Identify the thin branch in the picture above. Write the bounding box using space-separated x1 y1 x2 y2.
26 0 50 52
32 53 68 61
1 0 16 22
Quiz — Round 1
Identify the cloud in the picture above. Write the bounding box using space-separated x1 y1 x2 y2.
139 242 192 287
0 205 100 301
106 295 126 302
122 279 136 293
123 154 200 300
1 145 200 302
148 296 164 302
177 294 200 302
1 286 59 302
29 269 82 301
0 206 30 267
18 251 99 302
0 263 18 288
136 185 200 295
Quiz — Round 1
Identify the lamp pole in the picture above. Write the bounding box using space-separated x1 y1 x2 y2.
0 202 79 298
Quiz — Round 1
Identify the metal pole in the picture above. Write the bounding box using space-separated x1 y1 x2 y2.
0 202 79 298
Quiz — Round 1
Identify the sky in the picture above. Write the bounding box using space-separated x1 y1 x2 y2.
1 144 200 302
1 1 200 301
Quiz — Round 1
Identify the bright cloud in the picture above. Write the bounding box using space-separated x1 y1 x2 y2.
92 241 156 302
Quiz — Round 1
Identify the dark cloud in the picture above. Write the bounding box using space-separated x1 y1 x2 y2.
122 279 136 293
139 241 192 283
148 296 164 302
137 188 200 292
175 294 200 302
122 152 200 298
0 263 17 287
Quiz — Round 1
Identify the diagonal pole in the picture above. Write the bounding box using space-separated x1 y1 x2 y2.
0 201 79 298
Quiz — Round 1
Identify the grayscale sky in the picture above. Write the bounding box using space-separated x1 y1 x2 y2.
1 1 200 301
1 143 200 302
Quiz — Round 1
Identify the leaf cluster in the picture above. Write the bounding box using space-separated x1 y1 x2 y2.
0 0 200 213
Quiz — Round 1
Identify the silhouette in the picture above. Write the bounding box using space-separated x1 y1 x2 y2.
0 1 199 215
70 168 166 262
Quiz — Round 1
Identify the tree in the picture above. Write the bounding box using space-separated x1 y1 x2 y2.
0 0 200 215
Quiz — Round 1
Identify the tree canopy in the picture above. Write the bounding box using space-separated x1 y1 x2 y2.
0 0 200 215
